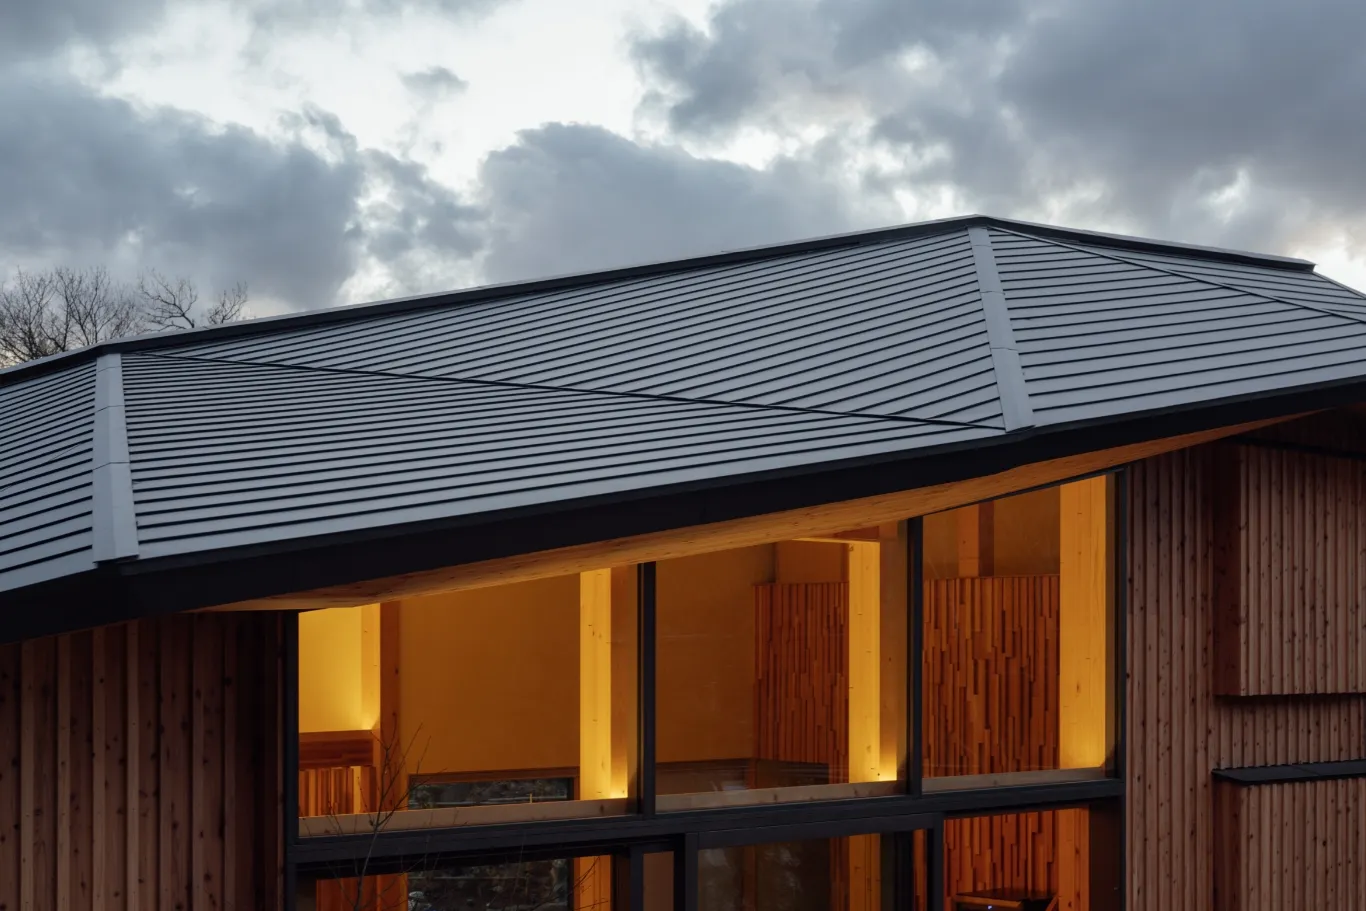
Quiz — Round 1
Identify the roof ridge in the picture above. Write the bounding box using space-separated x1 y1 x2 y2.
92 353 138 563
136 350 1003 433
968 227 1034 432
992 226 1366 334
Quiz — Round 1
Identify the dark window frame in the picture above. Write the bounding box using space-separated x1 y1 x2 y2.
286 468 1129 911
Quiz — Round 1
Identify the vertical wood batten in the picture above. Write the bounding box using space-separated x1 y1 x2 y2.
0 643 19 911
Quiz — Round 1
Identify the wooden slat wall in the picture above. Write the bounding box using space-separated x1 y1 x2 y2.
753 583 848 774
1213 443 1366 695
1128 447 1366 911
0 613 284 911
923 576 1060 777
1214 778 1366 910
943 809 1087 908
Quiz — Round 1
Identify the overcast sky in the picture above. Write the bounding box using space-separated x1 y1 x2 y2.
4 0 1365 316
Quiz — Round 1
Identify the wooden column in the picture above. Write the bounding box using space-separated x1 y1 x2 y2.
956 503 994 577
579 567 637 911
1058 477 1109 769
847 541 882 786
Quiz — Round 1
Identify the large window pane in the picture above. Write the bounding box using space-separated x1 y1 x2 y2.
922 478 1113 787
656 528 907 808
296 568 637 832
944 807 1116 909
698 834 925 911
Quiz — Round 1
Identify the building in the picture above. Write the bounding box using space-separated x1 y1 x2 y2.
2 215 1365 911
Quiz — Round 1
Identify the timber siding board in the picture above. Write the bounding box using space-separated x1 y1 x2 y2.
1127 446 1366 911
1212 443 1366 695
0 614 284 911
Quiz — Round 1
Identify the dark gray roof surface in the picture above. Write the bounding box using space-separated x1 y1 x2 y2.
4 213 1366 603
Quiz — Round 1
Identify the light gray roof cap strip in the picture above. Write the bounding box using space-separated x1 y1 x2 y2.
968 227 1033 431
91 354 138 562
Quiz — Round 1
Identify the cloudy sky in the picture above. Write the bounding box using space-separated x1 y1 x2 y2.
5 0 1366 316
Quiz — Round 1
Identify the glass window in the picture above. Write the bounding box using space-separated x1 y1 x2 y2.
655 527 908 809
922 477 1114 788
296 568 638 832
697 834 927 911
943 807 1116 910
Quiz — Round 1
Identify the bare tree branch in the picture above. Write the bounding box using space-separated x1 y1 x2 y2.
0 265 250 366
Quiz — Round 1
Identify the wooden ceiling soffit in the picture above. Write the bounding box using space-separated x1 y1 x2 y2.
210 417 1289 612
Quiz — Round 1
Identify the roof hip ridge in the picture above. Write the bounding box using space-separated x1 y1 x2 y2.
91 352 139 563
967 226 1034 432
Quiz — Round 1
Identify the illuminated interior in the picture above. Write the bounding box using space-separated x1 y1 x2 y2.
944 808 1096 910
655 525 908 807
922 477 1113 785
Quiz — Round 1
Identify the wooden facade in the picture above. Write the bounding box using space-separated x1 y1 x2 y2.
0 613 284 911
1128 443 1366 911
1214 777 1366 910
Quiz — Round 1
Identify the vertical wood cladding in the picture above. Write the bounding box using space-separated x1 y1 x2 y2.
1214 778 1366 911
0 613 284 911
923 576 1060 777
753 582 849 774
1213 443 1366 695
943 809 1088 909
1128 447 1366 911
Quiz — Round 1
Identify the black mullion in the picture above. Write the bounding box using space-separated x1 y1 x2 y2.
612 845 648 911
1112 469 1128 783
908 516 924 797
673 833 699 911
927 816 945 911
283 611 301 907
639 561 657 817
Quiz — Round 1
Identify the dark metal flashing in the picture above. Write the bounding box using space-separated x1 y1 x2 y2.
1212 759 1366 786
968 227 1033 431
0 214 1319 389
91 354 139 563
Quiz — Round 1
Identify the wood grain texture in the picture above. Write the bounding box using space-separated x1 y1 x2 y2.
1213 443 1366 696
1128 446 1366 911
1214 778 1366 911
943 809 1087 908
0 614 285 911
753 583 848 777
923 577 1060 778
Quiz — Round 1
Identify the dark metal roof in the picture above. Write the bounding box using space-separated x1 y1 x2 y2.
3 213 1366 622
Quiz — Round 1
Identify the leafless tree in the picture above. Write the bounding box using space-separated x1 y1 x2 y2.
0 267 143 365
0 265 250 367
138 269 248 332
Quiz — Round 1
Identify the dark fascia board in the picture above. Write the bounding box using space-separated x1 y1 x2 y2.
6 370 1364 643
0 213 1320 388
1213 759 1366 786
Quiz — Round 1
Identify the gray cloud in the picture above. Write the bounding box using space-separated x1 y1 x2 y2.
401 66 468 99
472 123 897 283
0 0 169 59
0 79 481 309
633 0 1366 255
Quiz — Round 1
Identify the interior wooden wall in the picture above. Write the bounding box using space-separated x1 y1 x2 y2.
753 582 848 774
1128 445 1366 911
1213 442 1366 695
0 612 284 911
1214 777 1366 911
922 576 1060 777
943 810 1088 909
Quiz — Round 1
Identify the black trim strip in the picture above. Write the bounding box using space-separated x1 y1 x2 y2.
1213 759 1366 785
91 353 139 563
290 778 1123 873
968 226 1033 431
908 517 924 797
638 562 657 817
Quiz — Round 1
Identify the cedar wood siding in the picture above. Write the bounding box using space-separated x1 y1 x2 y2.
1127 440 1366 911
0 612 285 911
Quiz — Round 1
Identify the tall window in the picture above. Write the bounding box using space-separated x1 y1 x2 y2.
921 477 1115 788
296 568 638 837
655 527 908 808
